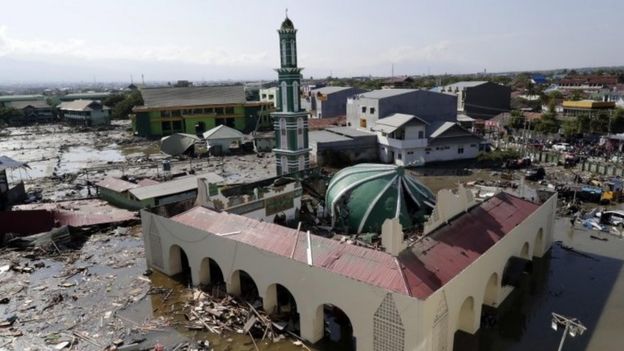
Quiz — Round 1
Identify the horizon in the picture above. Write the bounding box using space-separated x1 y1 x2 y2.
1 0 623 83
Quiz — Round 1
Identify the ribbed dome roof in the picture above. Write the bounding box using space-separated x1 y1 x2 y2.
326 164 435 234
280 17 294 30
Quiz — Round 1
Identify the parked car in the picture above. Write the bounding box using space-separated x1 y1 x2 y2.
595 210 624 228
552 142 572 152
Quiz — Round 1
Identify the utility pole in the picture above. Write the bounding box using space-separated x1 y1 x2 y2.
551 312 586 351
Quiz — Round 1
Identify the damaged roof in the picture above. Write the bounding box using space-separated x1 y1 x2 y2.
96 177 139 193
130 173 224 200
170 192 540 299
0 155 29 172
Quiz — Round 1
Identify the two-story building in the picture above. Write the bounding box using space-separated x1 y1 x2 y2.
346 89 457 131
132 86 273 138
57 99 110 126
373 113 481 166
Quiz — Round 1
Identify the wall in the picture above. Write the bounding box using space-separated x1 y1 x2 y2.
317 88 366 118
141 211 427 351
425 140 480 163
421 193 557 351
464 83 511 120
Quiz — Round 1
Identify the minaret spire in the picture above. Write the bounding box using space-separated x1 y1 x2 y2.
271 15 310 176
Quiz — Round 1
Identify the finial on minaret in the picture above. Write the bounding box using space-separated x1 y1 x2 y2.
285 8 288 18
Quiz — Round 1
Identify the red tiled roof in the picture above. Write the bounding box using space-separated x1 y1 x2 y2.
171 192 540 299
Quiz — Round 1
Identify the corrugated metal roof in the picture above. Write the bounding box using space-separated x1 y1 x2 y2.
58 99 104 112
311 86 352 95
443 81 488 90
0 155 28 172
309 130 352 144
169 191 540 299
96 177 138 193
428 121 457 138
373 113 428 134
356 89 417 99
203 125 244 140
325 126 375 138
6 100 51 110
139 86 246 109
129 173 224 200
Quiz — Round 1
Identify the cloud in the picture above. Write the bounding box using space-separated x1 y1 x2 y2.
382 40 452 63
0 26 271 67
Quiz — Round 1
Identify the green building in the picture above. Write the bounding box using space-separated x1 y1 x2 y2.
272 16 311 175
132 85 272 138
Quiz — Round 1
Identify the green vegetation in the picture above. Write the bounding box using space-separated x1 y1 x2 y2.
103 90 144 119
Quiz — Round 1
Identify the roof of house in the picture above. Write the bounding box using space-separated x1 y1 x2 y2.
457 114 475 122
312 86 353 95
138 86 246 109
373 113 428 134
0 156 29 172
95 177 138 193
202 125 245 140
129 173 224 201
356 89 417 99
325 126 375 138
309 130 353 144
443 81 488 90
0 95 45 102
170 191 541 299
562 100 616 109
428 121 457 138
58 99 104 111
6 100 50 110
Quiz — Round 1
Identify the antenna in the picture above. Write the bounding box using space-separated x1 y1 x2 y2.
141 74 145 86
392 63 394 78
285 8 288 18
130 74 134 84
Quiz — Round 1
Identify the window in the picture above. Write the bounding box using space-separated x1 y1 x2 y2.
370 107 375 114
418 130 424 139
192 108 203 114
261 94 267 99
360 118 367 128
297 118 304 148
204 108 214 114
226 118 235 127
397 153 402 160
458 147 464 154
268 94 274 99
216 118 224 126
161 111 171 118
225 107 234 114
215 107 224 115
361 106 366 113
172 120 182 131
407 151 414 155
470 144 477 147
172 110 181 117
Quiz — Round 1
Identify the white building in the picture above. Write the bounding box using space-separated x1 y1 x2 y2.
372 113 482 166
259 87 278 108
58 99 110 126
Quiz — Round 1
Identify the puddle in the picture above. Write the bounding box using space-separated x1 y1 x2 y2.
56 145 126 175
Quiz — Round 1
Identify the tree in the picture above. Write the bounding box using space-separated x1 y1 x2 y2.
103 93 126 108
509 110 525 129
612 108 624 133
561 119 578 137
110 90 144 119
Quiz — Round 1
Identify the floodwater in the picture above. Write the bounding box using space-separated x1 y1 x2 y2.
457 218 624 351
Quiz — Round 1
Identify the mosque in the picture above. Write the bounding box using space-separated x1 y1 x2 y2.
140 15 558 351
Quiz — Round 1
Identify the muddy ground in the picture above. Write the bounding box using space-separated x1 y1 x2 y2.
0 121 276 201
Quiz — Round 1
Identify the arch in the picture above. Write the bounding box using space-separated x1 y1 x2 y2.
229 269 260 303
296 117 304 148
314 303 355 350
168 245 191 285
198 257 225 291
280 81 288 112
483 273 499 306
293 81 300 111
534 228 544 257
457 296 475 333
279 118 287 149
520 242 530 259
264 283 300 335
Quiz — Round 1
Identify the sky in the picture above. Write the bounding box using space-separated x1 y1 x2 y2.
0 0 623 83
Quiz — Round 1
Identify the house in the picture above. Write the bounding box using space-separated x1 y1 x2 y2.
439 81 511 120
57 99 111 126
126 173 224 209
3 100 54 124
558 75 618 90
95 177 159 210
131 86 273 138
382 76 414 88
259 87 277 108
562 100 615 117
309 127 378 166
202 125 245 155
307 86 366 119
372 114 482 166
346 89 457 131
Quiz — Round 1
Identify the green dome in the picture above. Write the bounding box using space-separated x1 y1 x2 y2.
280 17 294 30
325 164 435 234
